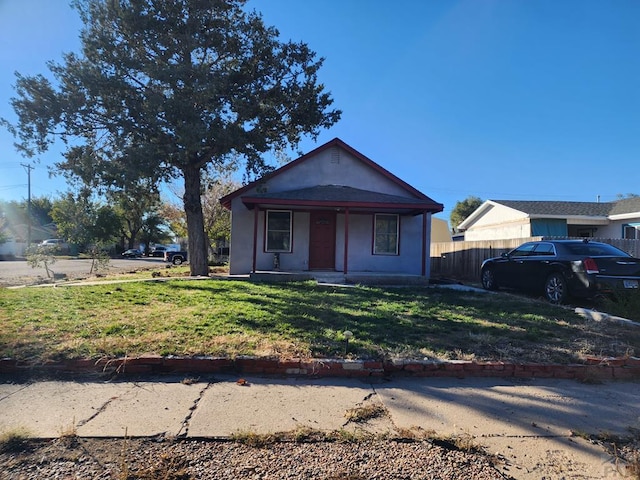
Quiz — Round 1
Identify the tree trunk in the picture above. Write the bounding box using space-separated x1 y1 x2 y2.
183 164 209 276
129 226 141 250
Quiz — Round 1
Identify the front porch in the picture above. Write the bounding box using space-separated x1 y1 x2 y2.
249 270 430 285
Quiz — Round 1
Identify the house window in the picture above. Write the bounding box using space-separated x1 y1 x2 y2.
624 225 639 239
374 214 399 255
266 210 292 252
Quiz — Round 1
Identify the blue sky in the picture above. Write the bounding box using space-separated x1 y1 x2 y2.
1 0 638 224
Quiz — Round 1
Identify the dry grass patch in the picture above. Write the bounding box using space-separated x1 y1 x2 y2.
344 403 388 423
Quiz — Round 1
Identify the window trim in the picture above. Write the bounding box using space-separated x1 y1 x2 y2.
265 210 292 253
373 213 400 256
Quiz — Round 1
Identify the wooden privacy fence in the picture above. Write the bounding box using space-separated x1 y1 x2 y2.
430 237 640 282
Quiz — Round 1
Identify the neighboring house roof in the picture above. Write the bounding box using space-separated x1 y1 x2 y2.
221 137 443 213
3 223 56 243
609 197 640 216
491 200 613 217
458 198 640 231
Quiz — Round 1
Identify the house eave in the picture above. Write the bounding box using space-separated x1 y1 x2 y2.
240 197 442 215
609 212 640 221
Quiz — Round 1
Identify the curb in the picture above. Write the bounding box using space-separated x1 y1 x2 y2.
575 307 640 327
2 356 640 381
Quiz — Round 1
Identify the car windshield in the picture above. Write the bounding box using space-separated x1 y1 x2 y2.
564 243 630 257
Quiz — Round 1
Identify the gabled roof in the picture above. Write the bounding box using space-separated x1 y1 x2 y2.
220 138 443 213
492 200 613 216
458 198 640 230
609 197 640 216
3 223 57 242
240 185 440 214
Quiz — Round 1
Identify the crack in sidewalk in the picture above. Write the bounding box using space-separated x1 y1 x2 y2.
75 382 149 429
76 395 120 428
0 382 33 401
342 387 388 428
177 381 213 437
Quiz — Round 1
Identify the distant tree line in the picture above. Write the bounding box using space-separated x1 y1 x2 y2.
0 175 237 258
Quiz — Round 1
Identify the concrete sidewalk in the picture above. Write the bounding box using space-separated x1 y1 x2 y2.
1 375 639 479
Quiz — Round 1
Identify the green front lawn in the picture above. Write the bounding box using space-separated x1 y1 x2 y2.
1 279 637 364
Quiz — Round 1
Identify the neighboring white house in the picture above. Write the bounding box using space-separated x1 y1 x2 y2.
220 138 443 277
457 198 640 241
0 223 58 258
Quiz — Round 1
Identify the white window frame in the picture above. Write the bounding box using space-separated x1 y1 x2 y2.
265 210 292 253
373 213 399 255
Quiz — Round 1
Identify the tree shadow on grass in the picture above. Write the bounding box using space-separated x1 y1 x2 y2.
167 281 639 363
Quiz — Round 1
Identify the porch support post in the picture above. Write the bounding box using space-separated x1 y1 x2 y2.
252 207 259 273
421 211 427 277
343 207 350 274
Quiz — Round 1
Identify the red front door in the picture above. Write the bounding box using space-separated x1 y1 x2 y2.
309 211 336 270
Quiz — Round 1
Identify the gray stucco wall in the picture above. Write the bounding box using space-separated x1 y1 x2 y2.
334 213 429 274
257 147 412 197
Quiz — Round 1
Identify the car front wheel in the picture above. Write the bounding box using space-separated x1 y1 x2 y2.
481 267 499 291
544 272 568 304
173 257 183 265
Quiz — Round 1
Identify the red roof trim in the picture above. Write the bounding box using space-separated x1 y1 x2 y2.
220 138 437 208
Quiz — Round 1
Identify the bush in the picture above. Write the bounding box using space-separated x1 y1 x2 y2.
599 288 640 321
25 245 57 279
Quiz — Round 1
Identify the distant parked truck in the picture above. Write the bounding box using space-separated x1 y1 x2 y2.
164 250 187 265
39 239 70 254
149 245 168 257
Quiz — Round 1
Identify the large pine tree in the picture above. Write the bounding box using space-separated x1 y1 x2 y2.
6 0 341 275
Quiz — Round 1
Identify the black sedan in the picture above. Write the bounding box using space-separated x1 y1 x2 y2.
480 240 640 303
121 248 143 258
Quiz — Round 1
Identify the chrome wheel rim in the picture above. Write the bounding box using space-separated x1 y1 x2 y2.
546 276 564 303
482 270 494 289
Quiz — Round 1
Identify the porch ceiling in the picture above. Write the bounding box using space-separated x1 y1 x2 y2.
240 185 443 215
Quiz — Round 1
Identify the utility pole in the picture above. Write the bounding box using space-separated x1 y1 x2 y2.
21 163 33 248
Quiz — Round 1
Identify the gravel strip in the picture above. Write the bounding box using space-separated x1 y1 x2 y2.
1 437 511 479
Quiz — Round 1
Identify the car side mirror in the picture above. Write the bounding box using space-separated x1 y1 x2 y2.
501 252 509 258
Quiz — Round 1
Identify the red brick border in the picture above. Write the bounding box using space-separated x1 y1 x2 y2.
1 356 639 380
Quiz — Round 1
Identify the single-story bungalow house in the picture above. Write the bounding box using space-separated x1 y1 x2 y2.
220 138 443 279
457 198 640 241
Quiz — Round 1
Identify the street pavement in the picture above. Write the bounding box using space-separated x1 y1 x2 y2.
0 257 165 286
1 374 638 479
